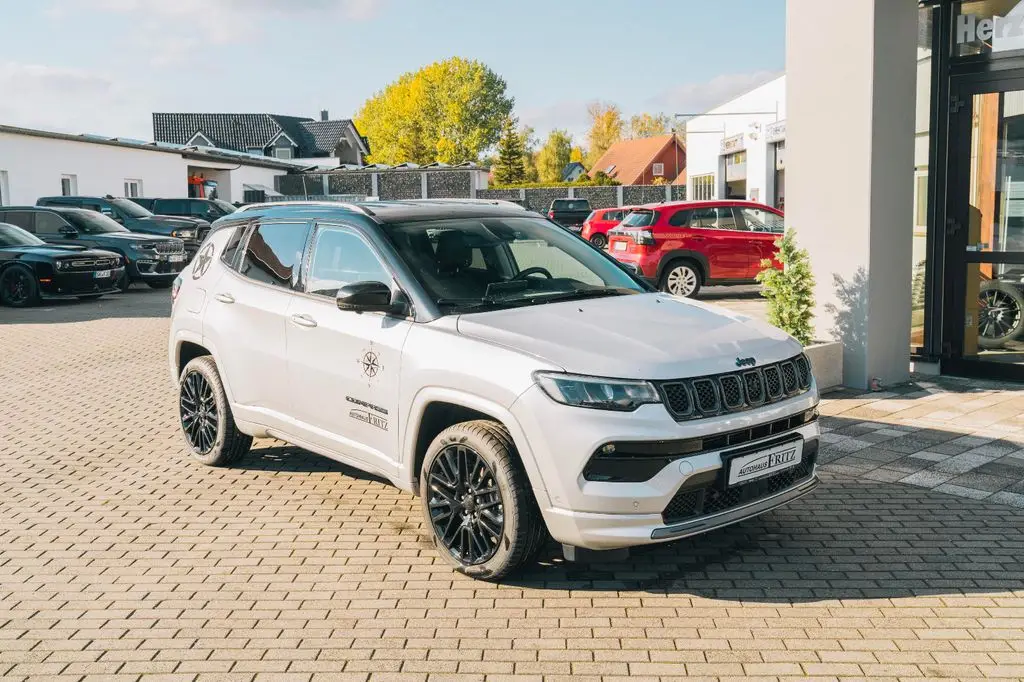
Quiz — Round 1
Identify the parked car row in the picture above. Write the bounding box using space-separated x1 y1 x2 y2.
0 193 231 306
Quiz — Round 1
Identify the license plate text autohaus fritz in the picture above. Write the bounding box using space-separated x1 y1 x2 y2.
736 449 797 479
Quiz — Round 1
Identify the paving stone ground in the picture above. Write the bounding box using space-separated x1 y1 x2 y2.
2 289 1024 681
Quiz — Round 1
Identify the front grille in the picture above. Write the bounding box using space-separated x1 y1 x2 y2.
155 241 185 254
658 354 813 421
662 442 817 524
59 258 118 270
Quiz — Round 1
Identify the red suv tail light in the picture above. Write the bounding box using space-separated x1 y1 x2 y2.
548 210 555 219
632 230 656 246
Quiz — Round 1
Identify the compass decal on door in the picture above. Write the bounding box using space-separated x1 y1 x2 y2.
359 349 382 379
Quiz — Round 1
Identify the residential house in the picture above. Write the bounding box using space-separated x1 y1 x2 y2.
152 110 369 166
561 162 587 182
588 134 686 185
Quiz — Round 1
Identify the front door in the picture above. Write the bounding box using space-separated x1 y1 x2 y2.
946 75 1024 379
687 206 755 280
285 222 411 478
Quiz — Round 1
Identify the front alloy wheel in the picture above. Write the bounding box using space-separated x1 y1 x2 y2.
180 370 218 455
978 281 1024 349
662 262 701 298
0 265 40 307
177 356 252 466
427 444 505 565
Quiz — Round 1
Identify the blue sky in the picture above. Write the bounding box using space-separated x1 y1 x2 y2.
0 0 784 146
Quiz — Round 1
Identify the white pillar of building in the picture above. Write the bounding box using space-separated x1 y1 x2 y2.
786 0 919 390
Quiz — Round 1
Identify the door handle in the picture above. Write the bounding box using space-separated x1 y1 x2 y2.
214 292 235 304
290 313 318 328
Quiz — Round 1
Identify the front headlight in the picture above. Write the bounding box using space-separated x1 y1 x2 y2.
534 371 661 411
171 230 194 239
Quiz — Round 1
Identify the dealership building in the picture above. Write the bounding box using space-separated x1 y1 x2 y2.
785 0 1024 388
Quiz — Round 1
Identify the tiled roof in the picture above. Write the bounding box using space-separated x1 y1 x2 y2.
588 134 683 185
152 113 364 157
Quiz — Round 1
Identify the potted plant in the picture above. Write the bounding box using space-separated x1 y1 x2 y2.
756 229 843 390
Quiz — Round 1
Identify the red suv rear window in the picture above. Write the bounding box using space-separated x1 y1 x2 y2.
621 210 655 227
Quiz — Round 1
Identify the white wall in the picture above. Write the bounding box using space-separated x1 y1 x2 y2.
0 131 289 206
685 76 786 203
0 132 186 205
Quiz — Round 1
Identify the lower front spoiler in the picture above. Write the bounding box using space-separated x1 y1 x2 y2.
554 475 820 559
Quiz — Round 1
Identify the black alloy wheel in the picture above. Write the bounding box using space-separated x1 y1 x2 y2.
427 443 505 565
0 265 39 307
979 281 1024 349
179 370 219 455
590 233 608 249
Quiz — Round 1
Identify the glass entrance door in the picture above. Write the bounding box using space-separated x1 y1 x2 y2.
947 78 1024 377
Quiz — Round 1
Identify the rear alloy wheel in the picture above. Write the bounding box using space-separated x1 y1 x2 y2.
178 356 252 466
661 261 702 298
421 420 544 580
979 281 1024 349
590 233 608 249
0 265 40 307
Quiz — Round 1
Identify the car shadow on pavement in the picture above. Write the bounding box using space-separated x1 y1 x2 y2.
238 444 392 485
0 287 171 324
511 473 1024 600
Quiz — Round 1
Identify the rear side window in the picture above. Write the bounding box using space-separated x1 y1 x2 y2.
220 224 249 269
2 211 36 232
690 207 739 230
238 221 311 289
156 199 189 214
668 210 691 227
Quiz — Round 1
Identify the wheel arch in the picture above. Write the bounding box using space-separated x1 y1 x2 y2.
403 388 550 507
657 250 709 282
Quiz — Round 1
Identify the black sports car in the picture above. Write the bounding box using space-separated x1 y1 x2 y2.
0 222 125 307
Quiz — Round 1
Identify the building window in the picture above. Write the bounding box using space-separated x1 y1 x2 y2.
273 147 294 160
652 163 665 177
60 174 77 196
691 174 715 201
124 179 143 198
0 171 8 206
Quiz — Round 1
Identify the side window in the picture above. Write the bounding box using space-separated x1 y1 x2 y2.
667 210 691 227
690 208 719 228
3 211 35 232
239 221 311 289
220 224 249 269
306 227 391 298
191 200 213 216
739 208 785 234
156 199 188 214
719 208 746 231
35 212 70 235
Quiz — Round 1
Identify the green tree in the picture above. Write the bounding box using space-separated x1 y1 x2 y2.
493 117 526 185
519 124 540 182
757 229 816 346
354 57 514 165
585 101 624 168
629 112 670 138
536 129 573 183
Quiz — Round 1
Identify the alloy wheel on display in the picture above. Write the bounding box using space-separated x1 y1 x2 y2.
979 287 1023 342
179 370 219 454
666 265 698 297
426 444 505 566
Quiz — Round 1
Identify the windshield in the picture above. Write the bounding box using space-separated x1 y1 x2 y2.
212 199 236 215
0 223 44 247
621 210 655 227
386 216 646 313
110 198 152 218
63 210 130 234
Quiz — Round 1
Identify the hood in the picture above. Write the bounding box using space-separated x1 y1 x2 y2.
2 244 118 258
95 232 179 243
136 216 207 229
455 293 802 380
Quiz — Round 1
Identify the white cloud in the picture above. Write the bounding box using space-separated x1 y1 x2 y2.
646 70 783 117
518 99 591 144
46 0 384 64
0 62 152 138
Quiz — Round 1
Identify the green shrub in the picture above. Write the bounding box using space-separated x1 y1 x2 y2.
756 228 816 346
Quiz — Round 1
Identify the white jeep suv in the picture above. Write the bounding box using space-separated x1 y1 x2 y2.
168 200 820 579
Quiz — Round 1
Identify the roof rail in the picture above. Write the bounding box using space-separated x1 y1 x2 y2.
234 200 376 216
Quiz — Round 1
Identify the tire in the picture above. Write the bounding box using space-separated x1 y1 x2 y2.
660 260 703 298
420 420 544 580
0 264 40 308
979 280 1024 349
590 233 608 249
178 355 252 466
148 280 173 290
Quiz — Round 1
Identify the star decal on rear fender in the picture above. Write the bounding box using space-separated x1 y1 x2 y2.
192 242 215 280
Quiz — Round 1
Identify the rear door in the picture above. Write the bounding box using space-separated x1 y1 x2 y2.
687 206 751 279
735 205 786 275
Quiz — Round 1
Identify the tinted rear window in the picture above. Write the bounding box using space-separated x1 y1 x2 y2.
621 210 655 227
552 200 590 211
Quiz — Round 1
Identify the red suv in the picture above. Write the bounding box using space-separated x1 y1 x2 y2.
580 206 633 249
607 200 784 298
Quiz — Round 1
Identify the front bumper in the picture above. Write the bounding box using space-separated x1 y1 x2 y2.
511 382 820 550
39 267 126 298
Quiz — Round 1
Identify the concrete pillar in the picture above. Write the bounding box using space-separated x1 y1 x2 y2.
786 0 918 390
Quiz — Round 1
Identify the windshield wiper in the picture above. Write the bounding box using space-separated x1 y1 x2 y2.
518 288 638 304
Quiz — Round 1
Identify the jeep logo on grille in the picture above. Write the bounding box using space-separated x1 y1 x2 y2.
735 357 756 368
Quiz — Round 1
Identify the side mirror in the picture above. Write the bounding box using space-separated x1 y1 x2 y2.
60 226 79 238
336 281 401 314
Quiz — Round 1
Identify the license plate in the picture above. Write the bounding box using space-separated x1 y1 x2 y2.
93 270 111 279
727 440 803 486
613 241 627 251
169 254 185 263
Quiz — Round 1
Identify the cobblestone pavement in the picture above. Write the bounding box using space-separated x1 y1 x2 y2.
2 290 1024 682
